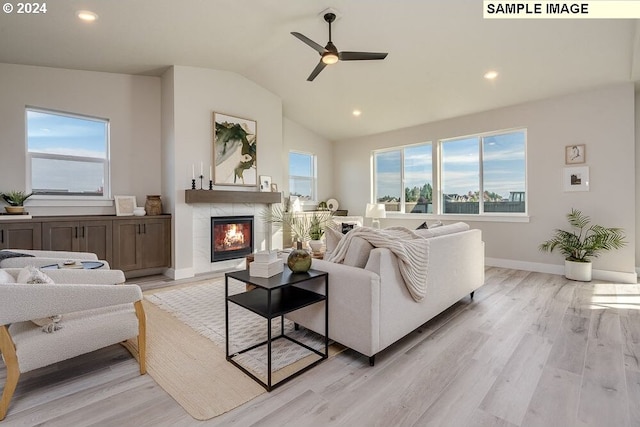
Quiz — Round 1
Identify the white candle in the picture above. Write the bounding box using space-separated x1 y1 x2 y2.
200 162 203 176
210 165 213 181
192 164 195 179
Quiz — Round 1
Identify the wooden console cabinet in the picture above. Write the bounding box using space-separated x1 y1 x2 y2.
112 216 171 276
42 219 112 263
0 221 42 250
0 215 171 277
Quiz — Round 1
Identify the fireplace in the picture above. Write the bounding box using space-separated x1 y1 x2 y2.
211 216 254 262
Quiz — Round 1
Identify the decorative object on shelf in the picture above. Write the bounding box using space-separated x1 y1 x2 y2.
209 180 213 190
317 201 328 210
133 207 146 216
539 208 626 282
261 205 334 245
191 179 196 190
213 112 257 187
565 144 586 164
365 203 387 229
1 191 32 214
145 195 163 216
308 213 325 253
326 198 339 212
270 183 278 192
287 241 312 273
114 195 136 216
259 175 272 192
249 250 283 277
563 166 589 192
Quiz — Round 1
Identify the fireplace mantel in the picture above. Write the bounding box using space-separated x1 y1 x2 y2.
185 189 281 204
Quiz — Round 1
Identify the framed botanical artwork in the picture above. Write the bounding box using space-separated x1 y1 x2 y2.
213 112 257 186
563 166 589 192
565 144 585 164
270 183 278 192
114 195 136 216
259 175 272 192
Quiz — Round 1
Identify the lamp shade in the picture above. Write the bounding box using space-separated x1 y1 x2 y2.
365 203 387 219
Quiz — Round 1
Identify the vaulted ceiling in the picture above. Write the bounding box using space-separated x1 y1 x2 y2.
1 1 638 140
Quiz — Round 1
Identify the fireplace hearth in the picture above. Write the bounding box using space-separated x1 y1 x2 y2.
211 216 254 262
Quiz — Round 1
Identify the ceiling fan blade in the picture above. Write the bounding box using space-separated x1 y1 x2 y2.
339 51 388 61
291 32 326 54
307 61 327 81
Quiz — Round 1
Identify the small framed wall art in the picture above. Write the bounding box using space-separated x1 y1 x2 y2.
259 175 272 192
563 166 589 192
114 195 136 216
565 144 585 164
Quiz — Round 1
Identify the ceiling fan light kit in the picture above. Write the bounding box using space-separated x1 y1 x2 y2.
291 11 388 81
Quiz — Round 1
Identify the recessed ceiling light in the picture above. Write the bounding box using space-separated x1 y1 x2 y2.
484 70 499 80
352 110 362 117
76 10 98 22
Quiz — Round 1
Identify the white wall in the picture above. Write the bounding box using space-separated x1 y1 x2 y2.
282 117 334 202
334 84 636 279
0 63 162 215
163 66 284 279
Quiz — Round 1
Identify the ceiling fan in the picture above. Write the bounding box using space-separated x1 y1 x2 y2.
291 12 388 81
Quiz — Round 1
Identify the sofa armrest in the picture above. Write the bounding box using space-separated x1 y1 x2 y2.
1 268 125 285
286 258 381 357
3 249 98 260
0 258 110 269
0 283 142 325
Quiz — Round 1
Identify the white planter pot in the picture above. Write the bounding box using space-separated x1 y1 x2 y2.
308 239 323 254
565 259 592 282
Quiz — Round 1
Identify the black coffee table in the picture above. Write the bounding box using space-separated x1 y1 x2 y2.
225 267 329 391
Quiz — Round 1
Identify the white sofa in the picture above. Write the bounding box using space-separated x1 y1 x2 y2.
287 223 485 365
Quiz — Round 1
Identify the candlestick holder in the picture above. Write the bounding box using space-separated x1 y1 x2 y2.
191 179 196 190
199 175 204 190
209 180 213 190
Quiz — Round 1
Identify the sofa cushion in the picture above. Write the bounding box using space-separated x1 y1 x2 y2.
0 269 16 283
324 227 344 259
17 266 63 333
343 237 375 268
415 222 470 238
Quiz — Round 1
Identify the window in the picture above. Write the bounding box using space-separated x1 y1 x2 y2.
27 108 109 197
441 130 526 214
372 129 526 217
289 151 316 201
374 143 432 213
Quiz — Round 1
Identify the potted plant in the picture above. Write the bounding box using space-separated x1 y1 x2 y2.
308 214 325 253
1 191 33 214
261 205 334 247
539 208 626 281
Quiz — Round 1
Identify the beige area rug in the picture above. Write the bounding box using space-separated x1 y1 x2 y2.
125 278 343 421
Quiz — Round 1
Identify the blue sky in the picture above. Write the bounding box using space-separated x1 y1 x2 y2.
27 110 108 193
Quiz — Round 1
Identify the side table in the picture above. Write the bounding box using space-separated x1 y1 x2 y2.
225 268 329 391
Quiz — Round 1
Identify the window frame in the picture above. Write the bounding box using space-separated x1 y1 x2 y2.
372 128 528 222
288 150 317 204
25 107 111 202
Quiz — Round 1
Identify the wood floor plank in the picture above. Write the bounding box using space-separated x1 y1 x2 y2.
545 314 589 375
626 368 640 427
479 333 553 426
521 366 581 427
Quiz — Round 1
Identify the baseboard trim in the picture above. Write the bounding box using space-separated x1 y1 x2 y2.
167 267 195 280
485 257 637 284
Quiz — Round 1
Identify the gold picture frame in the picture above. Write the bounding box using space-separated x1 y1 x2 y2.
565 144 585 164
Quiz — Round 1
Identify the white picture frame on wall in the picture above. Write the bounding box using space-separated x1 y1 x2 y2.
563 166 589 192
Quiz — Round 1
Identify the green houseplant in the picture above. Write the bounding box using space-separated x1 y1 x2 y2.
1 191 33 214
261 204 334 245
539 208 626 281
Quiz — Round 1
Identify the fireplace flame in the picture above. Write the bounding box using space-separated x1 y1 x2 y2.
223 224 245 248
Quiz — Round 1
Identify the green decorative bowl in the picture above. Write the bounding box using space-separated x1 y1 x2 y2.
287 248 311 273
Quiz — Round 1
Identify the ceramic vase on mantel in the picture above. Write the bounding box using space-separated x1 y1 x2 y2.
287 241 311 273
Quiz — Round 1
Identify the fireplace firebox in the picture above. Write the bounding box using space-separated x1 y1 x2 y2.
211 216 254 262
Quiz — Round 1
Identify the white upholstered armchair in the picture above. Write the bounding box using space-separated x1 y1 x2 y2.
0 268 146 420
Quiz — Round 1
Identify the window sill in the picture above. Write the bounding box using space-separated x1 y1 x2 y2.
385 212 530 223
27 196 113 208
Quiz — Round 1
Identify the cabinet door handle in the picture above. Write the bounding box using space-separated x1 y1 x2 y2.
75 227 78 239
82 226 86 238
1 229 3 244
143 223 146 234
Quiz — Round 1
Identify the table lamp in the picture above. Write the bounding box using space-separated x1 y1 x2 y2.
365 203 386 229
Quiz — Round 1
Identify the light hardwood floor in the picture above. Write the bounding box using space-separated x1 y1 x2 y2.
1 267 639 426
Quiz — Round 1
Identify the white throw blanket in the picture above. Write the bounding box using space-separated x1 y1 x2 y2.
326 226 429 301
